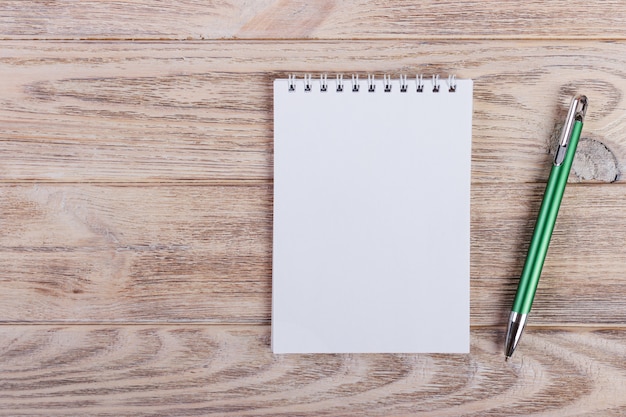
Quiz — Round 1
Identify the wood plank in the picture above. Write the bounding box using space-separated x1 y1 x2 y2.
1 41 624 183
0 184 272 323
472 182 626 326
2 1 626 40
1 325 625 416
1 183 626 325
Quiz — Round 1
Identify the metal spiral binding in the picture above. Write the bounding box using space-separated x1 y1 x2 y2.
351 74 360 92
286 73 459 93
400 74 408 92
336 74 344 92
448 75 457 92
432 75 440 92
367 74 376 92
416 74 424 92
288 74 296 92
384 75 392 92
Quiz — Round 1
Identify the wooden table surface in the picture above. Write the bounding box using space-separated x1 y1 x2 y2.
2 2 626 416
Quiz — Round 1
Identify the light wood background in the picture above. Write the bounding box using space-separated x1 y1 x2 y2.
2 2 626 416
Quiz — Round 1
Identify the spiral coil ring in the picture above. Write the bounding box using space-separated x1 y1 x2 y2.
287 73 459 93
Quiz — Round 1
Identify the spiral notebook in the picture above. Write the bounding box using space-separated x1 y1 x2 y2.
272 74 473 353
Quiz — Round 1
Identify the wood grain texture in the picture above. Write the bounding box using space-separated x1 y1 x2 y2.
1 325 626 416
2 1 626 40
0 184 272 323
2 183 625 326
3 1 626 413
1 41 626 183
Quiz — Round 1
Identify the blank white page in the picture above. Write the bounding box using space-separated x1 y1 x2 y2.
272 76 472 353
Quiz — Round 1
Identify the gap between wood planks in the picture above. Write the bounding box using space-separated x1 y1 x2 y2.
0 181 621 188
2 36 626 41
0 323 624 331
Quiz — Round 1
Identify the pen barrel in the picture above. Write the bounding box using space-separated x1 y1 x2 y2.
512 120 583 314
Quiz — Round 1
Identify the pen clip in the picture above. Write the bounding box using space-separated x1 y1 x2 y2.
554 95 588 166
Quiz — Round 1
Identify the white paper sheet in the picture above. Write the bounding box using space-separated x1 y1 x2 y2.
272 76 472 353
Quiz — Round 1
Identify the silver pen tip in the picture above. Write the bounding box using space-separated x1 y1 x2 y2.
505 312 528 360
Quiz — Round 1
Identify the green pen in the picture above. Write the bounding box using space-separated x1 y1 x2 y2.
505 95 588 360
